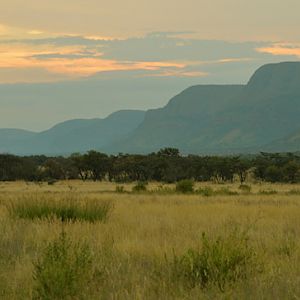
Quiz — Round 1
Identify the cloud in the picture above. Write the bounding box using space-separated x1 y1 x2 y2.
28 30 44 35
256 43 300 58
0 27 299 83
0 41 186 80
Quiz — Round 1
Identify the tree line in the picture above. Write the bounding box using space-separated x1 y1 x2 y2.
1 148 300 183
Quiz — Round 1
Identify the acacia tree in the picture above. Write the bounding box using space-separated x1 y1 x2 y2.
84 151 110 181
70 153 89 181
233 157 251 184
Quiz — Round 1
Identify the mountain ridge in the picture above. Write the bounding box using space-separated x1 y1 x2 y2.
1 61 300 155
0 110 145 155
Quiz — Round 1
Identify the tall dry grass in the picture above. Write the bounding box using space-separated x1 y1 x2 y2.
0 181 299 299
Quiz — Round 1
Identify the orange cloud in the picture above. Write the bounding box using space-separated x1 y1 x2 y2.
0 43 185 79
256 43 300 57
41 59 185 77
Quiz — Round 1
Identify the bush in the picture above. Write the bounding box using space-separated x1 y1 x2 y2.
175 180 194 194
239 184 252 193
115 185 125 193
259 189 278 195
171 229 255 291
197 187 214 197
33 232 93 299
9 197 113 223
216 187 238 196
47 179 57 186
132 181 148 192
286 189 300 195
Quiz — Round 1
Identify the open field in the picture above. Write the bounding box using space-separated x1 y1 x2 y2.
1 181 300 299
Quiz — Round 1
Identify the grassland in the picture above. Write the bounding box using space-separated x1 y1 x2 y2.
0 180 300 299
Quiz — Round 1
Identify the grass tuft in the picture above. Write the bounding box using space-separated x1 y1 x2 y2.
33 231 94 299
132 181 148 192
175 180 194 194
170 228 256 292
8 196 113 223
239 184 252 193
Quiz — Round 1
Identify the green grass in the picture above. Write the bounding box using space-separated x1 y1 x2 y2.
1 181 300 299
175 180 195 194
132 181 148 192
170 227 256 292
33 231 94 299
8 196 113 223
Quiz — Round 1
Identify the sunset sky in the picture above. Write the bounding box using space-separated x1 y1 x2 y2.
1 0 300 129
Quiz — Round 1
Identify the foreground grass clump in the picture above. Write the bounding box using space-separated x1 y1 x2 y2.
176 180 194 193
33 231 94 299
171 228 256 292
8 197 113 222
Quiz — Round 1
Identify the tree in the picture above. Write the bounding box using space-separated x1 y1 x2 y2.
233 157 251 184
84 151 110 181
70 153 89 181
157 148 180 157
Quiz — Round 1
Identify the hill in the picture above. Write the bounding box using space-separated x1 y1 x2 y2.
0 110 145 155
112 62 300 154
1 62 300 155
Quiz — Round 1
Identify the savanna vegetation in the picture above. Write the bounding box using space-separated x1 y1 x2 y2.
0 180 299 299
1 149 300 298
2 148 300 184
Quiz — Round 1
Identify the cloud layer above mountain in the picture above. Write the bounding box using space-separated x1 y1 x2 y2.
0 30 300 83
1 0 300 130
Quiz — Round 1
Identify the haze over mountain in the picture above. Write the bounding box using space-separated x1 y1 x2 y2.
1 61 300 155
0 110 145 155
114 62 300 154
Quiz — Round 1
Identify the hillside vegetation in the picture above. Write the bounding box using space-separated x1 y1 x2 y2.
116 62 300 154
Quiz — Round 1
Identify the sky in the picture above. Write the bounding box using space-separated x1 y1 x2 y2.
1 0 300 130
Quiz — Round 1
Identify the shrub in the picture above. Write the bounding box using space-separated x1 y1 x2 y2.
171 229 255 291
259 189 278 195
197 187 214 197
216 187 238 196
239 184 252 193
33 232 93 299
132 181 148 192
286 189 300 195
47 179 57 186
9 197 113 223
115 185 125 193
175 180 194 194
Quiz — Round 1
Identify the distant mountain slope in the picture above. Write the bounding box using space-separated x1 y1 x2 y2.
113 62 300 154
1 62 300 156
107 85 244 153
0 110 145 155
0 129 36 153
263 129 300 153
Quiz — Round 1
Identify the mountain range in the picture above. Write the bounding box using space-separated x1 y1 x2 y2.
1 61 300 155
0 110 145 155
